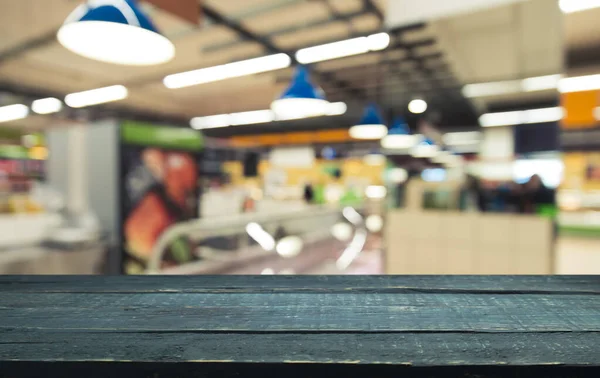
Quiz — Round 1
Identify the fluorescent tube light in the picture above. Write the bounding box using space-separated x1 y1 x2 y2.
479 110 525 127
367 33 391 51
462 80 521 98
0 104 29 123
559 0 600 13
32 98 63 114
443 131 482 146
190 114 230 130
229 110 275 125
525 107 564 123
296 33 390 64
479 107 564 127
463 75 562 98
65 85 128 108
164 53 291 89
190 102 347 129
559 74 600 93
522 74 562 92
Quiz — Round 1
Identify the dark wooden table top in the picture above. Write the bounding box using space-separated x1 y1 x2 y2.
0 275 598 377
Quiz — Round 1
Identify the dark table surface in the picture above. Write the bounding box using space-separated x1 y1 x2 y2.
0 275 599 376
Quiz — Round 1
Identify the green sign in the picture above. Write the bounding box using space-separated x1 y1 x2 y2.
121 121 204 151
0 145 29 159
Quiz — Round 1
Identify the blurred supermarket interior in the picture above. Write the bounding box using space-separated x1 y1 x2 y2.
1 0 599 275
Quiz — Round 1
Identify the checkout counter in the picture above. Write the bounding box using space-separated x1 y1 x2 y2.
385 180 554 274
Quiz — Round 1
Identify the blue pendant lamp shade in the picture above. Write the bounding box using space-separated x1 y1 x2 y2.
58 0 175 66
411 136 439 158
350 104 388 140
271 66 330 119
389 116 411 135
381 116 415 149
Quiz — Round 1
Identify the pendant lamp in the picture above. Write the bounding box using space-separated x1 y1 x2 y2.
271 66 330 120
381 116 415 149
411 136 439 158
349 104 388 140
58 0 175 66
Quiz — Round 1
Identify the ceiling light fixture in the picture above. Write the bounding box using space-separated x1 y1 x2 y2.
365 185 387 199
58 0 175 66
349 104 388 140
31 98 63 115
381 117 416 150
559 74 600 93
559 0 600 13
230 110 275 125
296 32 390 64
442 131 482 146
65 85 128 108
462 80 522 98
326 102 348 116
522 74 562 92
462 74 563 98
479 107 564 127
411 137 439 158
408 99 427 114
190 114 230 130
0 104 29 123
190 102 347 130
164 53 291 89
271 66 329 120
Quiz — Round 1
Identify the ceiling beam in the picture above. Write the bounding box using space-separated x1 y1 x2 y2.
201 4 366 101
0 30 57 64
363 0 384 23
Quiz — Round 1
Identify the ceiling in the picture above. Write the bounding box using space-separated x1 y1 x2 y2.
0 0 593 137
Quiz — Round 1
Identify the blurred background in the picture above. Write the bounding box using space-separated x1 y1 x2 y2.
0 0 598 275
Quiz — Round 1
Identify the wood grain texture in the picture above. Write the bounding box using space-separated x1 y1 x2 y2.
0 276 598 375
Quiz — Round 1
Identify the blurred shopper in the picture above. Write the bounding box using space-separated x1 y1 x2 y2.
303 182 314 204
461 175 486 212
520 174 555 214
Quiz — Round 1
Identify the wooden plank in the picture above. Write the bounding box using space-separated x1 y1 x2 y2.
1 292 598 332
0 275 598 294
0 276 599 375
1 330 599 366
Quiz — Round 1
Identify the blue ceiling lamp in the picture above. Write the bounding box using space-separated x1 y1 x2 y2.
271 66 330 120
381 116 414 149
349 104 388 140
57 0 175 66
411 136 439 158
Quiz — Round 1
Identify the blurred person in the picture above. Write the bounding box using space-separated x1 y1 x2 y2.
520 174 555 214
461 175 486 212
303 182 314 204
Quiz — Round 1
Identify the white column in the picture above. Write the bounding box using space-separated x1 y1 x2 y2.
67 125 88 214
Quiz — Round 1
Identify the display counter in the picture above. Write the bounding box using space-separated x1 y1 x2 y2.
559 211 600 238
0 213 61 248
385 210 554 274
0 243 105 274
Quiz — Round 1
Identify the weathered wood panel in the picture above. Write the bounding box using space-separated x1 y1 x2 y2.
0 276 598 377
